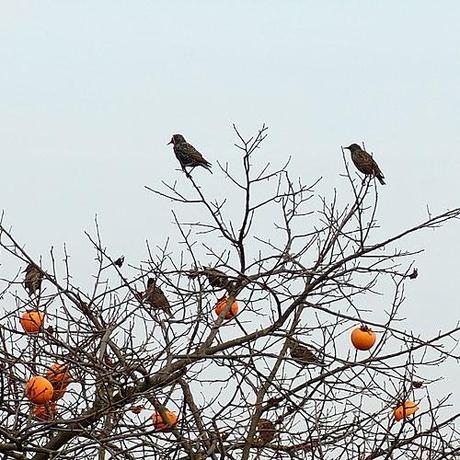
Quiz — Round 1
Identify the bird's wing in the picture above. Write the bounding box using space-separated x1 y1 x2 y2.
371 157 384 177
205 268 227 282
154 286 171 308
180 143 208 163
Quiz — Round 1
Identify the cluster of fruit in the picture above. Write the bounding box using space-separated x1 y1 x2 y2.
20 298 417 428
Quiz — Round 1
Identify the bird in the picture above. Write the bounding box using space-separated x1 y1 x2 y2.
23 263 43 295
254 418 276 445
143 278 172 315
286 338 324 366
188 267 230 290
168 134 212 174
344 144 386 185
114 256 125 268
412 380 424 389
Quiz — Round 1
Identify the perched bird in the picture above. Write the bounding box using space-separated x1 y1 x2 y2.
344 144 386 185
114 256 125 268
286 338 324 366
23 263 43 295
254 418 276 445
412 380 424 389
168 134 212 174
188 267 230 290
143 278 172 315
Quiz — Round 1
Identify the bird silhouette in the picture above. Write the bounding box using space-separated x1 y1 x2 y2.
286 338 324 366
114 256 124 267
254 418 276 445
344 144 385 185
23 263 43 296
168 134 212 175
188 267 230 290
143 278 172 315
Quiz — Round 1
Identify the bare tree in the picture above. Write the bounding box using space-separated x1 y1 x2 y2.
0 126 459 460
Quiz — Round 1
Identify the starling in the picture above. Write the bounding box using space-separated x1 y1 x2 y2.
23 263 43 295
143 278 172 315
188 267 230 290
203 267 231 289
168 134 212 174
114 256 125 267
286 338 324 366
344 144 386 185
254 418 276 445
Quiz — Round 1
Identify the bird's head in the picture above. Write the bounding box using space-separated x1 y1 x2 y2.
147 278 155 287
344 143 361 152
23 262 37 272
168 134 186 146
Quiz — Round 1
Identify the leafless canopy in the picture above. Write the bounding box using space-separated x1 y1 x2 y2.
1 126 459 460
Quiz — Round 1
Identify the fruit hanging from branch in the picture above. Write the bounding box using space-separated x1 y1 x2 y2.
351 325 377 351
214 297 239 320
20 310 45 334
25 376 54 404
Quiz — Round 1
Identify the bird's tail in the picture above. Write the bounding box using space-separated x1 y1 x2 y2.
377 174 386 185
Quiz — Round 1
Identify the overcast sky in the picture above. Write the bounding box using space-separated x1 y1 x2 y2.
1 1 459 399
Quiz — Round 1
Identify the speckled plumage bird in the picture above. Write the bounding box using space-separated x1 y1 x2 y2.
168 134 212 174
143 278 172 315
23 263 43 295
255 418 276 445
188 267 230 290
344 144 386 185
287 338 324 366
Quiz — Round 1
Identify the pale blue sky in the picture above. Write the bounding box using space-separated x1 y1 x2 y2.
1 2 459 375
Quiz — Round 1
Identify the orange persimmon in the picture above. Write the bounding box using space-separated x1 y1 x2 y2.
46 364 72 387
152 410 178 430
351 325 376 351
46 364 72 401
214 297 239 320
25 376 54 404
20 310 45 334
394 400 419 421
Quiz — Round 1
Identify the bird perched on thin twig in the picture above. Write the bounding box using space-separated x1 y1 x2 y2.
143 278 172 315
188 267 230 290
286 338 324 366
168 134 212 175
344 144 386 185
23 263 43 295
254 418 276 445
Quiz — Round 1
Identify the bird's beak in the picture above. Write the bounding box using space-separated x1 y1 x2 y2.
343 146 350 150
167 140 173 145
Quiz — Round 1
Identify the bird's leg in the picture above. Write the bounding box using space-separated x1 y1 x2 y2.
182 166 191 178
